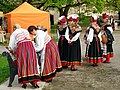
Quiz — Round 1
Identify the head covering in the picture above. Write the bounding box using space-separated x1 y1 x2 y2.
67 14 79 23
90 14 98 22
58 16 67 25
72 14 79 22
13 24 21 29
67 14 73 21
102 13 109 19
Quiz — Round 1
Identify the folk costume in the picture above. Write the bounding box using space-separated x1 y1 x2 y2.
85 15 103 66
65 14 82 71
102 13 114 63
8 24 40 88
57 16 68 67
28 26 62 82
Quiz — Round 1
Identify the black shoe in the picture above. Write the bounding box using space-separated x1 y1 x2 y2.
103 61 110 63
62 66 68 68
71 67 77 71
35 84 39 88
46 79 52 83
30 82 37 88
91 64 98 67
22 84 27 89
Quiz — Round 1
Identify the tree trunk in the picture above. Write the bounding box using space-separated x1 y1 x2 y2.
59 8 64 16
63 6 70 17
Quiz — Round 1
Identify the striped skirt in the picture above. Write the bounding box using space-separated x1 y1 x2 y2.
16 41 40 84
41 40 62 81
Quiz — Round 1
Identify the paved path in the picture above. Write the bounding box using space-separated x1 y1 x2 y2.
0 46 46 90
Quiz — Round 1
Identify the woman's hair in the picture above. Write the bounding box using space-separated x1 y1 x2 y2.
13 24 21 29
28 26 37 34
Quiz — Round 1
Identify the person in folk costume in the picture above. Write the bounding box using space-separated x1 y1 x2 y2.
102 13 114 63
110 15 115 31
57 16 69 68
85 14 103 66
65 14 82 71
8 24 40 89
28 26 62 82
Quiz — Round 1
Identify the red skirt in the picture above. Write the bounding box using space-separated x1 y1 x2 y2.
41 40 62 81
16 41 40 84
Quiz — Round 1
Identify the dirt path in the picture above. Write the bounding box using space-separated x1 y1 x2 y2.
43 31 120 90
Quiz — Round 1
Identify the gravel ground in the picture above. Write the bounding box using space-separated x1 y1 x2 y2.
43 31 120 90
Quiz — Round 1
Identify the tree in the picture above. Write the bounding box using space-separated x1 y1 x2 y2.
0 0 20 13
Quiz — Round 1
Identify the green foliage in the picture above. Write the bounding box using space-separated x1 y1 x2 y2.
0 0 20 13
0 54 9 84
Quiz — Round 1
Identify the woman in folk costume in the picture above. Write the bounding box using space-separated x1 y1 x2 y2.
8 24 40 89
102 13 114 63
57 16 68 68
65 14 82 71
28 26 62 82
85 15 103 66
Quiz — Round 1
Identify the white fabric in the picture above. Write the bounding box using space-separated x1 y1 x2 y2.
57 30 60 39
65 27 70 41
8 28 31 51
107 26 113 33
34 30 51 74
71 33 80 42
65 27 80 42
34 30 46 52
98 31 102 41
58 16 65 20
87 28 94 42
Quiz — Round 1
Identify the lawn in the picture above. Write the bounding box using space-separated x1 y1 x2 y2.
0 54 9 84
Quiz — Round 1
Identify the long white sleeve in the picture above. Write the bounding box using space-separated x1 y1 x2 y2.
87 28 94 42
57 30 60 39
8 33 17 51
65 27 70 41
71 32 80 42
107 27 113 33
34 31 45 52
98 31 102 41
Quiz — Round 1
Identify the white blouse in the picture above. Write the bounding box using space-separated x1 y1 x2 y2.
8 28 31 51
87 28 102 43
65 27 80 42
34 30 51 52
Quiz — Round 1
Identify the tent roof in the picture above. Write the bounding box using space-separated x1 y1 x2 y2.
7 2 48 14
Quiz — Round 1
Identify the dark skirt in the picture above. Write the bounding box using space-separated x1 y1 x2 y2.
58 36 68 66
86 37 103 63
41 40 62 81
63 38 82 66
16 41 40 84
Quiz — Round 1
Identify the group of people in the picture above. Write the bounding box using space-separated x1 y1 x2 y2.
7 12 114 89
57 13 114 68
8 24 62 88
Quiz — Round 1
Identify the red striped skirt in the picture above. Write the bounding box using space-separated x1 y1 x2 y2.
41 40 62 81
16 41 40 84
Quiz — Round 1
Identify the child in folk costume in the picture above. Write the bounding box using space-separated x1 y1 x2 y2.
85 14 103 66
28 26 62 82
8 24 40 89
65 14 82 71
57 16 68 68
102 13 114 63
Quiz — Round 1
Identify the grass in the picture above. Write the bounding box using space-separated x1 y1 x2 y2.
0 54 9 84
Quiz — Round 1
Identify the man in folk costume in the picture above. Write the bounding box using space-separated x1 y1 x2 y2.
57 16 68 68
65 14 82 71
85 14 103 66
8 24 40 89
28 26 62 82
102 13 114 63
